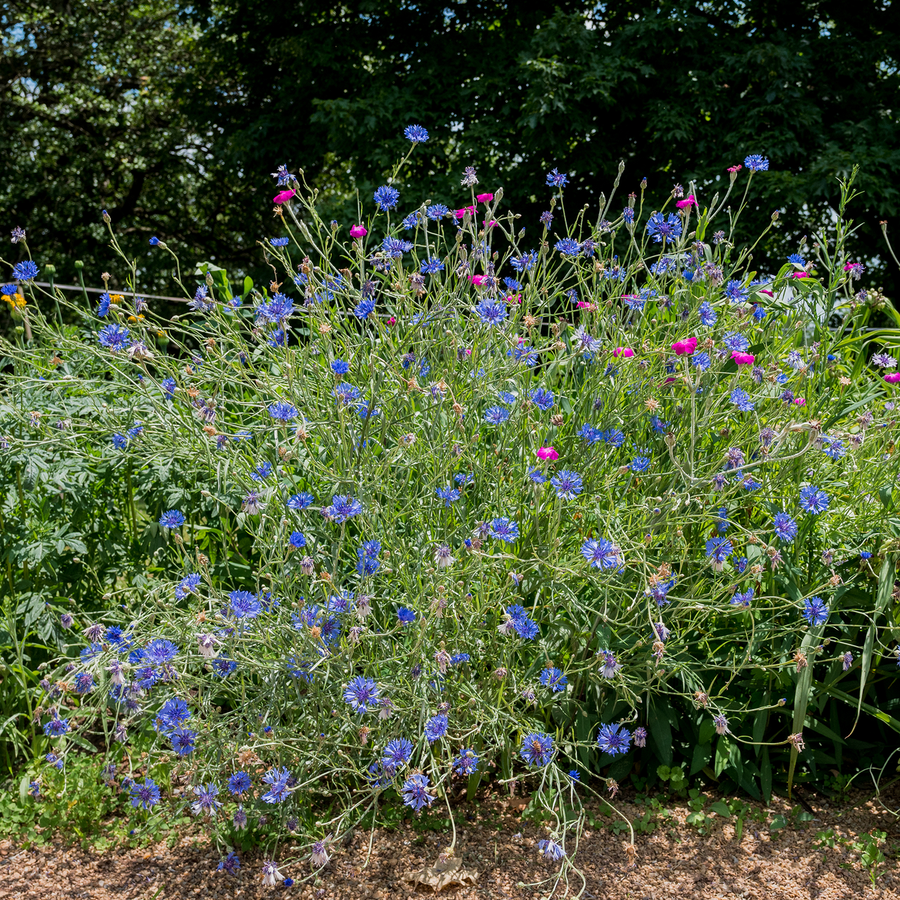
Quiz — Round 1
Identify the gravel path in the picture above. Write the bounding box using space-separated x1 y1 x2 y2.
2 792 898 899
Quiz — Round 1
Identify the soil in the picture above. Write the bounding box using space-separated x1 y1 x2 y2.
1 790 898 900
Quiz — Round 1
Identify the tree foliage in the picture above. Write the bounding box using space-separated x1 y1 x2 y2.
4 0 900 297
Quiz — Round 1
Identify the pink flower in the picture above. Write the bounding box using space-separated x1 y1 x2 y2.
576 301 593 309
484 219 497 228
790 272 809 279
469 274 486 286
793 397 806 406
506 294 522 304
387 317 396 325
727 165 742 173
759 289 774 297
675 194 698 209
613 347 634 358
884 373 900 384
454 206 476 219
476 193 494 203
731 351 755 365
273 190 296 204
842 263 856 271
672 337 698 356
350 225 367 238
536 447 558 461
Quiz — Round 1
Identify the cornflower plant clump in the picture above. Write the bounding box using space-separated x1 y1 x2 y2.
2 140 900 892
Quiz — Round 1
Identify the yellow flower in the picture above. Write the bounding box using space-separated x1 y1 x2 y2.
110 294 124 304
2 291 26 309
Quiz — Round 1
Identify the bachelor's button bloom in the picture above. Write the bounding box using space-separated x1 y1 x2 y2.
596 723 632 756
268 401 298 421
474 298 507 325
744 155 769 171
404 124 429 143
555 237 580 256
489 518 519 542
191 783 222 816
169 726 197 756
158 510 184 529
398 607 416 624
98 323 130 352
453 748 479 776
546 168 568 187
261 767 292 803
705 538 733 570
799 485 829 514
129 777 161 810
424 713 449 743
540 666 568 692
383 738 414 772
773 511 798 543
520 732 555 767
581 537 622 570
730 388 754 412
343 676 380 713
803 596 829 626
228 772 252 796
484 406 510 425
12 260 38 281
230 590 261 619
732 588 754 608
714 714 730 735
401 773 435 810
261 861 285 887
326 495 363 523
537 839 565 861
634 727 648 747
373 185 399 210
550 470 583 500
646 212 683 243
436 486 461 506
288 492 315 509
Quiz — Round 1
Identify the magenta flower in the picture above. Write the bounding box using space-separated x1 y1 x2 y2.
731 351 755 365
476 193 494 202
536 447 558 461
273 190 296 204
350 225 367 238
884 373 900 384
672 337 698 356
613 347 634 358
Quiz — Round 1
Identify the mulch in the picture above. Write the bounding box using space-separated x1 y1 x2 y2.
1 789 898 899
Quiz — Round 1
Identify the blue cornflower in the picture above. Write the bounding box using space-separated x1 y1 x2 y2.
546 168 569 188
723 331 750 352
424 713 449 743
508 343 537 365
404 124 429 143
156 697 191 733
436 486 461 506
550 470 583 500
261 767 292 803
98 323 130 352
788 254 806 266
732 588 754 608
450 653 470 665
218 852 241 875
228 772 252 796
730 388 754 412
454 473 474 485
111 433 128 450
528 468 546 484
540 666 568 692
270 237 289 247
773 512 798 543
821 436 846 460
373 185 400 210
538 840 566 861
160 378 176 401
289 531 306 549
426 203 449 220
12 260 38 281
288 492 315 509
145 639 179 666
251 462 272 481
528 387 555 410
603 428 626 448
213 656 237 678
397 607 416 624
555 237 580 256
799 485 829 514
271 164 290 184
1 282 16 296
504 604 539 640
692 351 711 370
353 297 376 319
744 155 769 172
474 298 507 325
630 456 651 473
646 213 683 244
596 723 632 756
520 732 555 767
504 277 522 290
453 748 479 776
420 256 445 274
484 406 510 425
343 676 380 713
568 770 581 782
724 280 749 303
581 538 622 570
169 726 197 756
268 401 299 421
230 590 261 619
803 596 829 626
510 251 538 272
699 301 718 327
331 359 350 376
43 716 70 737
578 423 602 444
158 509 184 530
191 783 222 816
401 773 435 810
97 292 111 316
383 738 414 772
705 538 733 567
129 777 161 809
490 518 519 542
401 211 420 230
326 495 363 522
356 543 381 576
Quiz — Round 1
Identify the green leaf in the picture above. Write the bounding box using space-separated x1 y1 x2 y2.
851 553 897 736
656 764 671 781
690 743 711 776
788 621 826 796
648 702 673 766
769 814 788 832
714 736 731 777
709 800 732 818
243 276 254 297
